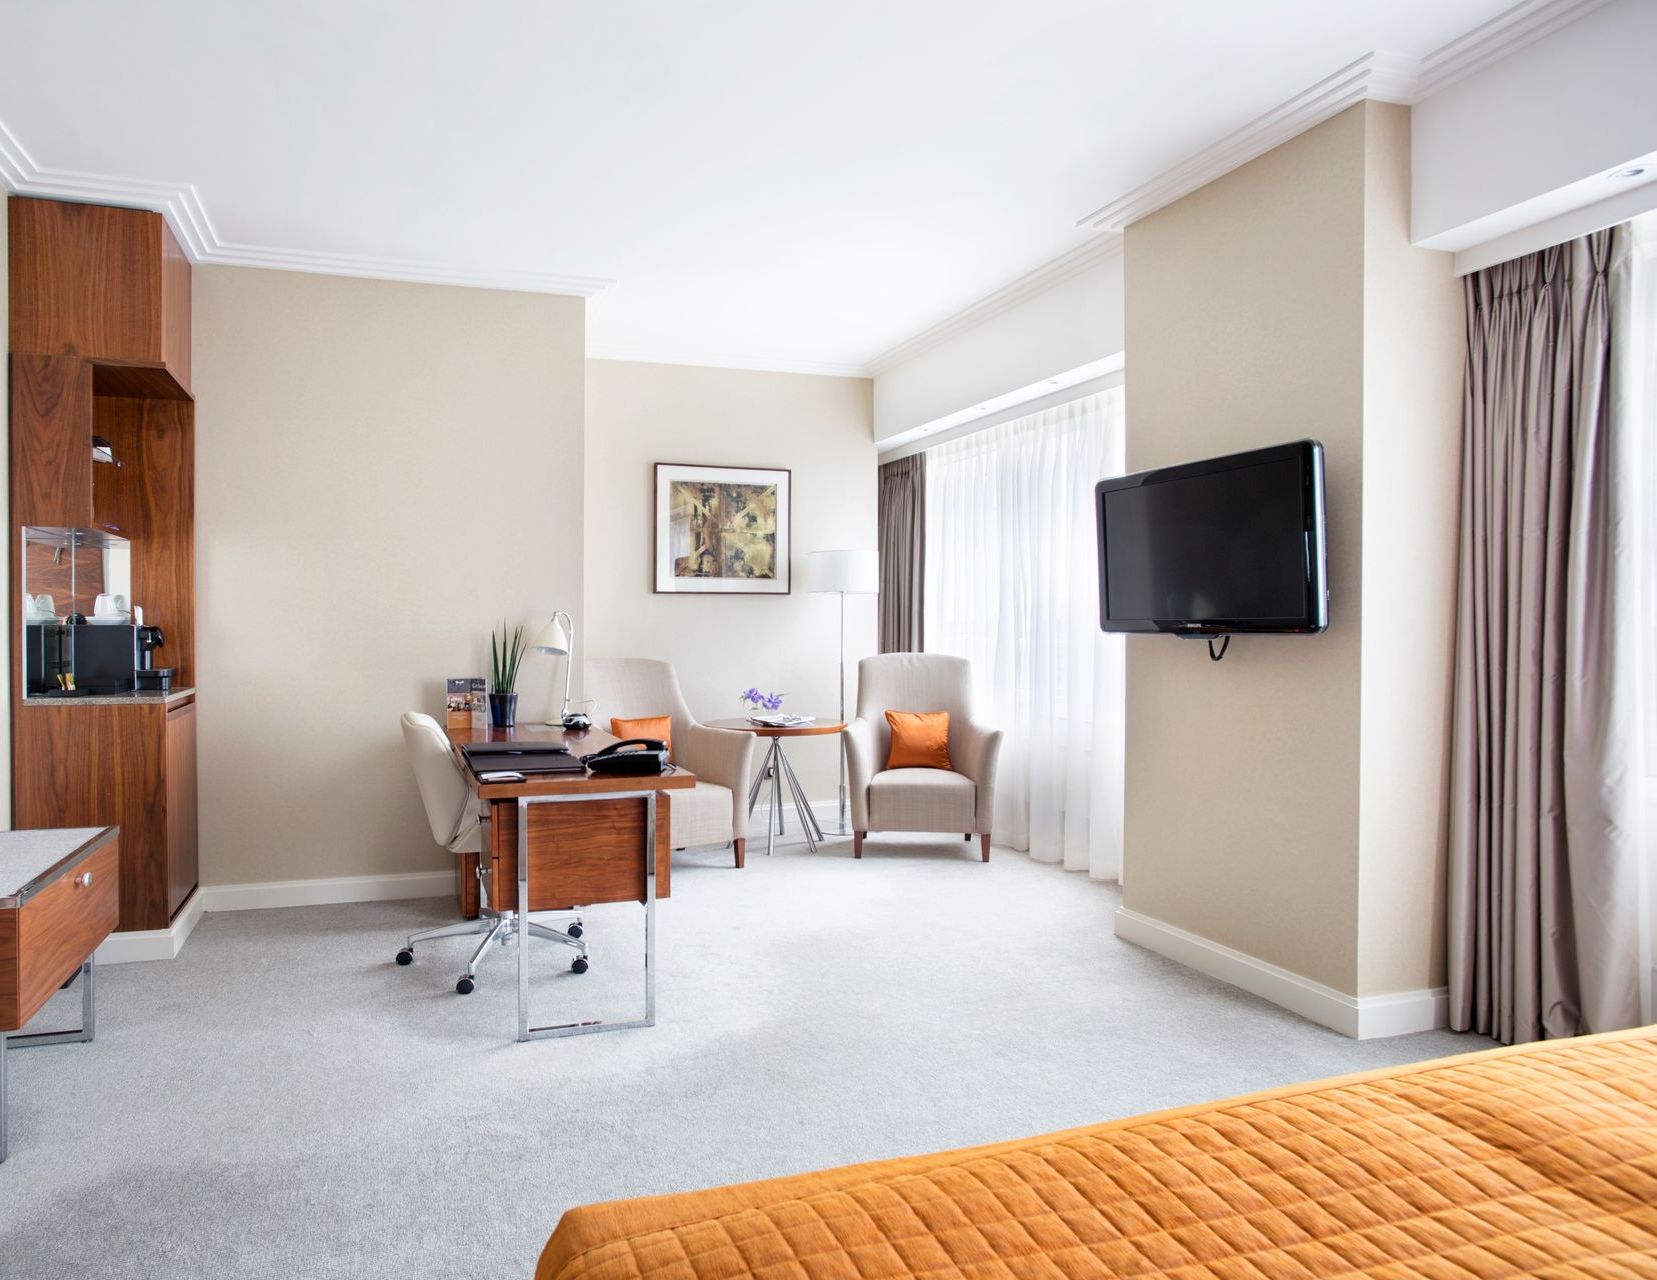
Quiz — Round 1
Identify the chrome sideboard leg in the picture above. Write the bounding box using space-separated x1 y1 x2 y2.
1 958 97 1164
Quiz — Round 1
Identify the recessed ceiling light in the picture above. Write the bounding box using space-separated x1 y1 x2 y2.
1611 166 1647 180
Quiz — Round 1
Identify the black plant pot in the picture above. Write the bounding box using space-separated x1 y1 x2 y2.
488 692 519 728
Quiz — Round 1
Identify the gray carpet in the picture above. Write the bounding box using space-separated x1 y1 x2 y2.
0 832 1487 1279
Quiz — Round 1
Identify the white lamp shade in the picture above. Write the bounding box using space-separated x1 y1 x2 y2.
531 614 571 655
804 549 879 594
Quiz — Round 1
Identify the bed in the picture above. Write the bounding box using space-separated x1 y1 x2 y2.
537 1027 1657 1279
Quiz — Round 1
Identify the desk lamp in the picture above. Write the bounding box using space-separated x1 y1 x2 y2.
531 611 588 729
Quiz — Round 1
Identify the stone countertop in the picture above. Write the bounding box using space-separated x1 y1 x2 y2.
20 686 195 708
0 826 112 899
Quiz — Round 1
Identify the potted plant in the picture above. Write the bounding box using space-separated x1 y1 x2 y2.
489 623 526 728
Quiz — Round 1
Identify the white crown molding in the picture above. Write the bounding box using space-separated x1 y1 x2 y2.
1113 906 1450 1040
864 234 1123 377
1078 0 1608 234
1413 0 1609 98
0 115 612 298
585 344 869 379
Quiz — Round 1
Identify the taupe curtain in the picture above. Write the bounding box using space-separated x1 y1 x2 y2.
1448 227 1643 1045
878 454 925 652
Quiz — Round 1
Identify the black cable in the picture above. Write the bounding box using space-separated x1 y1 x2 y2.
1207 636 1230 662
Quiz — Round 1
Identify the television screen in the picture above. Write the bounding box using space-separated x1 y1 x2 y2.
1095 440 1327 635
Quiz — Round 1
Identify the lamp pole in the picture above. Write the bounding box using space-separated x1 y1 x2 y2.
837 588 848 834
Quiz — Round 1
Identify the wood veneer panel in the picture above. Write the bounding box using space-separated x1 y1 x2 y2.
90 362 189 401
159 218 191 391
9 198 167 367
489 793 672 913
11 838 118 1028
13 703 171 931
165 701 199 918
9 354 93 529
93 397 195 684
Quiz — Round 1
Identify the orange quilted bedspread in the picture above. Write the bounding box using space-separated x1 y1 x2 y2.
537 1028 1657 1279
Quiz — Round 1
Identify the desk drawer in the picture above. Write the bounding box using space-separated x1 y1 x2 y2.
0 837 119 1030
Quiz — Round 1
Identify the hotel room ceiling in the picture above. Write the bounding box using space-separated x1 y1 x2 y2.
0 0 1550 375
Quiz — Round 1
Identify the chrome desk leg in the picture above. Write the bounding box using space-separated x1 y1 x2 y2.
517 790 658 1041
2 958 97 1164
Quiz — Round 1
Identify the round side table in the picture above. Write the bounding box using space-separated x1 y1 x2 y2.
706 719 845 856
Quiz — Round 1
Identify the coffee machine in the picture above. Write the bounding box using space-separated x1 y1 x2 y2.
135 624 174 693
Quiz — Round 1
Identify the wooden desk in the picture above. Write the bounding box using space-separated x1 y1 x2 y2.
0 825 119 1162
445 724 694 1040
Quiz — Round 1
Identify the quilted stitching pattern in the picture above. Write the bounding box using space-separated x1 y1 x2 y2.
538 1032 1657 1280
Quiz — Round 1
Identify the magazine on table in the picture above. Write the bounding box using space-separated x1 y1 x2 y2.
748 713 815 727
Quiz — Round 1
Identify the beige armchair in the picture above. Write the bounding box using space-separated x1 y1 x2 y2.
843 653 1002 860
584 658 758 867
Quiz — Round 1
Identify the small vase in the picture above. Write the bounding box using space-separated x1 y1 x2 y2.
488 692 518 728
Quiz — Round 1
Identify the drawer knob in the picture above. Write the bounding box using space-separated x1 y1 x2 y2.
76 871 93 888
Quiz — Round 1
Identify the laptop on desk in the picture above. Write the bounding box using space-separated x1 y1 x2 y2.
461 742 585 774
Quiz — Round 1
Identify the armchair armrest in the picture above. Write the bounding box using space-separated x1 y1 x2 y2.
843 717 879 830
678 724 759 840
954 720 1003 833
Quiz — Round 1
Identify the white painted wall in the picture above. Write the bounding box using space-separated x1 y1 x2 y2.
872 245 1124 442
1413 0 1657 267
583 360 877 802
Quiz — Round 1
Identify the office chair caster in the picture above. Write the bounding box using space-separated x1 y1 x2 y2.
567 922 583 939
455 976 475 995
571 956 589 974
395 948 414 966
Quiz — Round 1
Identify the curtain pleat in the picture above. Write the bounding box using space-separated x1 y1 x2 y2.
1448 228 1643 1044
922 389 1126 880
878 455 926 653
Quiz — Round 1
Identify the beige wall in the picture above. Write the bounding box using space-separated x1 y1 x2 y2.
1356 105 1464 996
193 268 584 886
1122 102 1462 1000
584 359 876 802
1123 105 1368 992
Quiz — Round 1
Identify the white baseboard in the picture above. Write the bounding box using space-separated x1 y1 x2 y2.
95 886 205 965
200 869 454 913
1113 906 1448 1040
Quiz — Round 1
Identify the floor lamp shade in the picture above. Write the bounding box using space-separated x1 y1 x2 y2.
805 550 879 595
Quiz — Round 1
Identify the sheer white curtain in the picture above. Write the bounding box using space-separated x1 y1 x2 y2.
1614 214 1657 1023
923 387 1126 880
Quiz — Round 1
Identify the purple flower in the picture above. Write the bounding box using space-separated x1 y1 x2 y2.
739 687 785 711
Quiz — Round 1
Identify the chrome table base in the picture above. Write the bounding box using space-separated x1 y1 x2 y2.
746 737 827 855
0 957 95 1164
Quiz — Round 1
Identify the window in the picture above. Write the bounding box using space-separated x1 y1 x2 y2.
922 386 1126 879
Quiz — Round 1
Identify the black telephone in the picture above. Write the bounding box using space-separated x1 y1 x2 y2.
582 738 670 776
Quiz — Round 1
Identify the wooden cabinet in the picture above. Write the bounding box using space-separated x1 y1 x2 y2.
12 695 198 933
8 197 191 394
8 195 199 935
165 701 199 920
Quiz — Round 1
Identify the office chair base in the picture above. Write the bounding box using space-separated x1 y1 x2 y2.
397 909 587 994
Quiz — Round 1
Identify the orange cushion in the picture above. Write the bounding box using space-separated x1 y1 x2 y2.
610 715 672 758
885 710 951 770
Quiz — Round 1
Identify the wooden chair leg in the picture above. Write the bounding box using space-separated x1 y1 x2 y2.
853 831 865 859
733 838 746 869
980 833 990 862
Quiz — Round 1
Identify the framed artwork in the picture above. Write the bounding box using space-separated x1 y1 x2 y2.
654 463 791 594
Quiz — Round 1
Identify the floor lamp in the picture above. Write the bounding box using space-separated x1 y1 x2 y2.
805 550 879 835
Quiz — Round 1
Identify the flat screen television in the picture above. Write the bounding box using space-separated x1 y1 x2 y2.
1095 439 1328 636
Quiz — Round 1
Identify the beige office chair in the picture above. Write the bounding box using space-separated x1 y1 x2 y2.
394 711 586 994
843 653 1003 860
584 659 757 866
